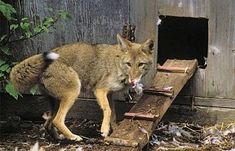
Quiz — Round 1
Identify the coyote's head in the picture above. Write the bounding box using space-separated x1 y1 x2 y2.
117 34 154 86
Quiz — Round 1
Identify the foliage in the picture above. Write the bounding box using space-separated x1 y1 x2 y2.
0 0 70 99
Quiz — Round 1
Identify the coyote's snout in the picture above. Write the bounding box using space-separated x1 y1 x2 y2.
10 34 154 141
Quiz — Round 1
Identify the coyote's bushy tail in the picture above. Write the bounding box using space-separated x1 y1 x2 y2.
10 52 59 93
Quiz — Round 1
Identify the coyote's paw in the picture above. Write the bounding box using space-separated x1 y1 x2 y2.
69 134 83 142
101 124 110 137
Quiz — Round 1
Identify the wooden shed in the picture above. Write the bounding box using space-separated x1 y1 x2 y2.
2 0 235 141
4 0 233 122
1 0 235 150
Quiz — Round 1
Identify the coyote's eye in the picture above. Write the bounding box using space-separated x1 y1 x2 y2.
138 62 146 67
125 62 131 67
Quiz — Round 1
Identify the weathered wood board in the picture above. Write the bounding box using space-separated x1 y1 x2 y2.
105 59 198 150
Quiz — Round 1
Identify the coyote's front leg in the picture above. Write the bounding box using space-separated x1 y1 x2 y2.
94 88 111 137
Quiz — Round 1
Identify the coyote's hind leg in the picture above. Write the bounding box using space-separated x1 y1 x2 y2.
41 62 82 141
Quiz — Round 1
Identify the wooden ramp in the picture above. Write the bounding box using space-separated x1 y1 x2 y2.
105 59 198 151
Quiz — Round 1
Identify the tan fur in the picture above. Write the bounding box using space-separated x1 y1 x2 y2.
10 34 154 141
10 54 47 92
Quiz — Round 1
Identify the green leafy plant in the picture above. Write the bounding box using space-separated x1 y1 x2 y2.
0 0 70 99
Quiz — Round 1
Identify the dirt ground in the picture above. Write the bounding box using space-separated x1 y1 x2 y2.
1 117 235 151
0 118 122 151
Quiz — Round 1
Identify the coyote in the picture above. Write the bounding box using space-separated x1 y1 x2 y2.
10 34 154 141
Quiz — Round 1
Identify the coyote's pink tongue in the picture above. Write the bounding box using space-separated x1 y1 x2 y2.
130 80 136 87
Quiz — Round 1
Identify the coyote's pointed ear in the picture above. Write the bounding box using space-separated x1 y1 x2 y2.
117 34 131 52
142 39 154 54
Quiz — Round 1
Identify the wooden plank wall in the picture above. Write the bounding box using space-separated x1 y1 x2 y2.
157 0 209 17
157 0 235 103
206 0 235 99
14 0 130 59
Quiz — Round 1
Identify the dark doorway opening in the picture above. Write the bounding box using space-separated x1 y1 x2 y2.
157 15 208 68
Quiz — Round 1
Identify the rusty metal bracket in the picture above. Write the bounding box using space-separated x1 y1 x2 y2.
122 23 136 42
124 112 159 121
144 86 174 97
